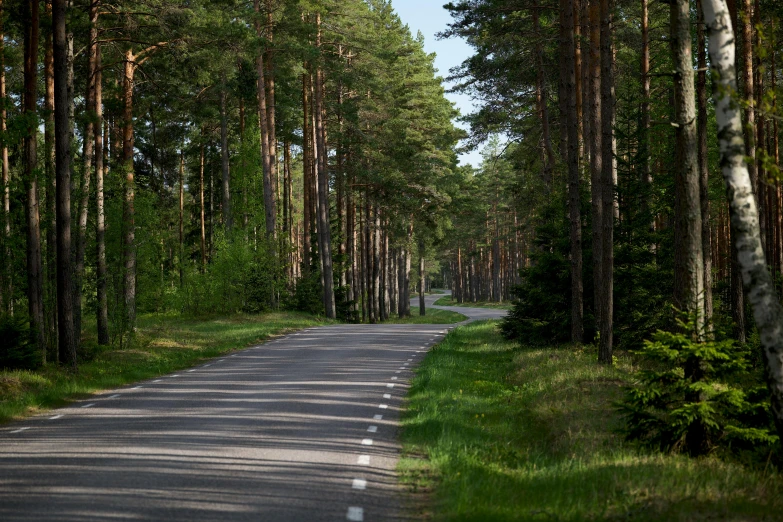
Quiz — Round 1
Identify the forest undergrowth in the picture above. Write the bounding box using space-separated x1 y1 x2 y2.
399 321 783 521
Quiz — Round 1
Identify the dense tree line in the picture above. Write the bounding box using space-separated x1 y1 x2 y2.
0 0 461 367
441 0 783 456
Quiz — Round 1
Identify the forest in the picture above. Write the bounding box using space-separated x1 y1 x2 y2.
442 0 783 465
0 0 462 363
1 0 783 496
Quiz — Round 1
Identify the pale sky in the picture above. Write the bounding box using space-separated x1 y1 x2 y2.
391 0 482 168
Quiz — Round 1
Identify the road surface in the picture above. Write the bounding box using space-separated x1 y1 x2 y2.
0 293 506 521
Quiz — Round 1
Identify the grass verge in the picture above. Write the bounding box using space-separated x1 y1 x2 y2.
433 296 512 310
399 320 783 521
0 311 328 423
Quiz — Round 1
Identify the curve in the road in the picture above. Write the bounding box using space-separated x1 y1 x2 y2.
0 293 505 521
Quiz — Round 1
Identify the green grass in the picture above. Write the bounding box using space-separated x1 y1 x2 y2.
433 296 512 310
399 321 783 521
0 311 328 423
385 306 467 324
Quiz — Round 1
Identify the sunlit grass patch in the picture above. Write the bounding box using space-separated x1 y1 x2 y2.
399 321 783 521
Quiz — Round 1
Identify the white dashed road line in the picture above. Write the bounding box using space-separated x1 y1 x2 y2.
357 455 370 465
379 404 388 409
383 394 391 399
346 506 364 521
10 427 30 434
352 478 367 490
107 394 121 399
387 383 394 388
81 403 95 408
373 414 383 420
361 439 373 446
49 415 63 420
367 426 377 433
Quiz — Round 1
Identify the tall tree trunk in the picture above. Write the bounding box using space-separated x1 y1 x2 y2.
0 0 8 315
44 11 57 357
302 73 312 275
255 0 276 239
179 149 184 286
697 0 713 326
533 6 554 188
590 0 603 330
562 0 583 343
284 141 292 280
598 0 615 363
640 0 653 232
24 0 45 356
122 50 137 331
53 0 77 366
220 82 231 232
199 136 207 270
314 14 335 319
672 0 705 332
94 42 109 345
418 237 426 316
372 205 380 322
265 0 277 226
75 4 97 341
700 0 783 451
740 0 756 194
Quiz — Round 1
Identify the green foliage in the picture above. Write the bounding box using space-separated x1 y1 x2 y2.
501 194 595 344
620 315 778 462
290 271 325 317
0 314 39 370
178 234 282 316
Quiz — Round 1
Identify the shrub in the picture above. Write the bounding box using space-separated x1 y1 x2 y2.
0 314 40 370
619 314 778 462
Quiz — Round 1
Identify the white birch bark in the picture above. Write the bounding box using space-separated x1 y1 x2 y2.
701 0 783 440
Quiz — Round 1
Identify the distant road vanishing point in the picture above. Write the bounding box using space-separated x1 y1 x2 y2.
0 292 505 521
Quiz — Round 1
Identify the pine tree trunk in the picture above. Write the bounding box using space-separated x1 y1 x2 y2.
255 0 275 239
640 0 653 232
44 15 57 357
562 0 583 343
598 0 615 363
672 0 705 334
75 7 97 341
0 0 7 314
314 16 335 319
24 0 45 356
419 238 426 316
697 0 713 326
700 0 783 451
53 0 77 366
122 50 137 331
94 41 109 345
220 83 231 232
199 137 207 270
179 150 184 286
372 205 380 322
533 6 554 188
302 73 311 275
589 0 603 330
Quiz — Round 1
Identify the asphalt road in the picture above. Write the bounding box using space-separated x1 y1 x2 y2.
0 293 506 521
